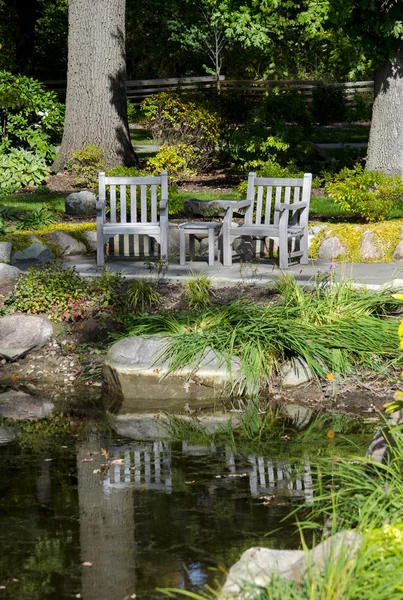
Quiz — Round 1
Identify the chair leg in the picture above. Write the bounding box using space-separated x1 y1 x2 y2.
189 235 195 261
208 228 214 266
279 234 289 269
300 232 309 264
96 235 105 267
221 228 233 266
179 228 186 266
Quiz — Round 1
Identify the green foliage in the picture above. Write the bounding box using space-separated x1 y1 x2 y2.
14 207 59 230
312 84 348 125
121 276 402 396
324 165 403 222
147 143 197 181
123 278 160 313
70 144 105 189
0 70 64 162
105 165 144 178
261 89 312 130
127 99 139 124
347 91 373 122
141 92 221 171
183 271 213 308
19 413 89 450
0 148 50 192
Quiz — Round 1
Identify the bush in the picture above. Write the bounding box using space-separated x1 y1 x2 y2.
141 92 221 171
70 144 105 189
146 143 197 181
14 207 59 231
261 89 312 131
184 272 213 309
0 148 50 192
312 84 348 124
0 70 64 162
347 91 373 122
324 165 403 222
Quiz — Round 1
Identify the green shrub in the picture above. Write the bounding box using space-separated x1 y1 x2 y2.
237 158 322 197
105 165 144 178
70 144 105 189
127 99 139 124
0 70 64 162
261 89 312 131
123 279 160 313
0 148 50 191
14 207 59 230
324 165 403 222
312 84 348 124
347 91 373 122
183 271 213 309
141 92 221 171
146 143 197 181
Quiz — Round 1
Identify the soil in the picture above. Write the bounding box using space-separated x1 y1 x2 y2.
0 277 397 420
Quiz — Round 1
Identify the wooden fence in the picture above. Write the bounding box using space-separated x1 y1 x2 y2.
42 76 374 104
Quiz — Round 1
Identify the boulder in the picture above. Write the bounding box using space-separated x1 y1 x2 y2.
184 198 229 218
318 236 346 260
82 230 97 253
264 237 279 257
361 230 383 260
65 190 97 216
44 231 87 256
12 242 54 263
220 530 361 598
0 389 54 420
0 263 21 286
103 336 239 411
0 241 12 263
280 358 313 387
0 425 18 444
393 241 403 261
0 314 54 360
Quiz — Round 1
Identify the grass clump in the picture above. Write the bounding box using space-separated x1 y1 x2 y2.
184 271 213 308
121 274 402 396
123 278 160 313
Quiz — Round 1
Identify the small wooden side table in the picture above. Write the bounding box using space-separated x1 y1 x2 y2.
179 222 222 266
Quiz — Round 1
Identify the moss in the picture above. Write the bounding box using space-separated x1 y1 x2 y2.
309 219 403 263
0 222 96 253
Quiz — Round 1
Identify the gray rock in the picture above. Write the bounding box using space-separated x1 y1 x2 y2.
264 236 279 257
318 236 346 260
280 358 313 387
0 314 54 360
82 230 97 253
0 389 54 420
233 236 254 261
0 241 12 263
0 263 21 286
184 198 229 218
220 530 361 598
281 403 313 429
309 225 325 236
0 426 18 445
44 231 87 256
393 240 403 260
65 190 97 216
103 336 239 411
12 242 55 263
361 230 383 260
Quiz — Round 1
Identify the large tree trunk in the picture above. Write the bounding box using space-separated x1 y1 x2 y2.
366 45 403 177
53 0 136 172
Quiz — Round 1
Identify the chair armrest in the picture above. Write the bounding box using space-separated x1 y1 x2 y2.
219 199 252 221
96 200 105 211
278 201 308 211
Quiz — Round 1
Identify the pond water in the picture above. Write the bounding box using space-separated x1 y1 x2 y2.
0 428 317 600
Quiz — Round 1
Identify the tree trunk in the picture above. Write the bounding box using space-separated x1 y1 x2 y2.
53 0 136 172
366 45 403 177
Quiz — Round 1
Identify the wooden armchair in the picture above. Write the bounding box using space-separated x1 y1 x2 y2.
96 171 169 267
219 172 312 268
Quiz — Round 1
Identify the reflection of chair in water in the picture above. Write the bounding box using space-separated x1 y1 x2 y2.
102 441 172 493
247 455 313 502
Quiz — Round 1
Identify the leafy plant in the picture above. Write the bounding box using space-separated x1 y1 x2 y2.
124 278 160 313
146 143 197 181
70 144 105 189
183 271 213 308
0 148 50 191
324 165 403 222
14 207 59 230
312 84 348 125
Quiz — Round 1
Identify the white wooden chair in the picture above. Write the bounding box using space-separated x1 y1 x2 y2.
96 171 169 267
219 172 312 269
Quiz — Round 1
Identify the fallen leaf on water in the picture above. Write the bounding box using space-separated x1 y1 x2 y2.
101 448 109 460
110 458 124 465
44 458 52 462
184 481 195 485
75 594 81 599
0 585 6 590
80 458 94 462
61 445 68 449
82 562 93 567
93 469 101 474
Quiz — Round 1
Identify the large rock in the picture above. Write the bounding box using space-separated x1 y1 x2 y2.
361 230 383 260
220 530 361 598
0 389 54 420
103 336 239 411
12 242 54 263
0 263 21 286
65 190 97 216
0 241 12 263
318 236 346 260
82 230 97 253
0 315 54 360
44 231 87 256
0 425 18 444
393 241 403 261
280 358 313 387
184 198 229 218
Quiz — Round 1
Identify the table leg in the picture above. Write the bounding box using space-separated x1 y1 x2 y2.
179 227 186 266
208 228 214 266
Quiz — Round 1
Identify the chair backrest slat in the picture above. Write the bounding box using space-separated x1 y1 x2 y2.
151 185 157 223
120 184 126 224
140 185 147 222
264 186 273 225
255 185 264 225
110 185 117 223
130 185 137 222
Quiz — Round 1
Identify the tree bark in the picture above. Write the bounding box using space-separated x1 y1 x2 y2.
53 0 136 172
366 45 403 177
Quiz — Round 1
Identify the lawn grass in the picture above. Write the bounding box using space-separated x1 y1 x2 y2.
130 128 155 146
0 193 65 213
308 127 370 145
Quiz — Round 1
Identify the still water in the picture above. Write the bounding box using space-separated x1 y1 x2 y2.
0 430 314 599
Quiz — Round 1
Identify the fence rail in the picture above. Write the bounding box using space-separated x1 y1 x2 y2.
42 76 374 104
